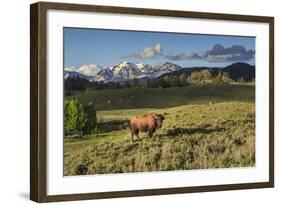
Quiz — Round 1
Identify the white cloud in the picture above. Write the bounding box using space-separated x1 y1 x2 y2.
64 64 103 76
64 66 77 72
131 43 163 59
78 64 102 76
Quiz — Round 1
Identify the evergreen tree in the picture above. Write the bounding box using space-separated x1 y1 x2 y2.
132 78 140 88
146 78 151 88
83 102 97 135
124 81 131 88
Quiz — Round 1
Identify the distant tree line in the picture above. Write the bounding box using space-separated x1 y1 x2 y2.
65 78 91 96
65 69 254 95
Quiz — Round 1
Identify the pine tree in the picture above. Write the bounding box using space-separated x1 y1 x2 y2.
83 102 97 135
124 81 131 88
132 78 140 88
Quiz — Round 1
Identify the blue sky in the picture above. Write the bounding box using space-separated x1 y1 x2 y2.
64 27 255 69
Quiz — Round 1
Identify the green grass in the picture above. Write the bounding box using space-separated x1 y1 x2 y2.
66 84 254 110
64 84 255 175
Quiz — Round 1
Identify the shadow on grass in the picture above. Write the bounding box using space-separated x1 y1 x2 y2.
159 125 224 137
97 119 129 132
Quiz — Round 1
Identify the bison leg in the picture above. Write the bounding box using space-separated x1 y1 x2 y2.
135 130 141 141
130 129 135 142
148 128 156 138
131 129 140 142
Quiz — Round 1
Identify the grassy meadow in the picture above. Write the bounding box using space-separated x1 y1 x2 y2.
64 84 255 176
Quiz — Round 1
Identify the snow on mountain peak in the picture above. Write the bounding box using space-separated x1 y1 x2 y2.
113 61 142 79
64 70 91 81
93 67 113 82
154 62 182 72
64 61 182 83
136 63 153 73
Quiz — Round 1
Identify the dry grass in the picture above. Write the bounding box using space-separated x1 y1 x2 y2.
64 100 255 175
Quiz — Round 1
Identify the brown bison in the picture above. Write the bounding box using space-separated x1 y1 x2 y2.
129 113 166 142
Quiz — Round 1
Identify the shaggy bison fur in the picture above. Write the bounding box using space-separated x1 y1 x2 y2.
129 113 166 142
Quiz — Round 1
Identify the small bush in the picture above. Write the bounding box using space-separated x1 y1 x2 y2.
64 99 97 137
64 99 86 136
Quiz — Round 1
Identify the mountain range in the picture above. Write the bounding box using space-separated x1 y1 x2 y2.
64 61 255 83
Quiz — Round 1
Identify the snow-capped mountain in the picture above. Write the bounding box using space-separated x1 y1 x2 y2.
154 62 182 72
112 61 142 80
64 61 183 83
64 71 92 81
93 67 113 82
135 63 153 73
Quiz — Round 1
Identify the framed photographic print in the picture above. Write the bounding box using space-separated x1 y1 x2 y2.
30 1 274 202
